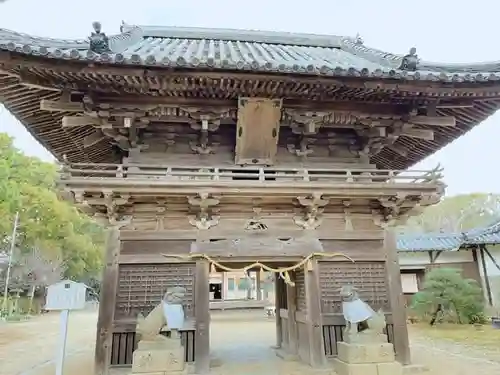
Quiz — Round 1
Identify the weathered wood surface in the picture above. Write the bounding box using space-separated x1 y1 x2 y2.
235 97 282 165
305 259 326 367
384 229 411 365
194 260 210 374
95 227 121 375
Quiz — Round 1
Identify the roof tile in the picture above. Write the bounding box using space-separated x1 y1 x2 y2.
2 25 500 82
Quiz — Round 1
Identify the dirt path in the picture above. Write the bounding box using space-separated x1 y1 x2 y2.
0 310 96 375
2 310 500 375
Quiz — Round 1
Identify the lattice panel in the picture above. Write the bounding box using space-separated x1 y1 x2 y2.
295 269 307 312
115 263 195 320
319 261 389 313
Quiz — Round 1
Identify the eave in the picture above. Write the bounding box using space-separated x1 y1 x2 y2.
2 24 500 167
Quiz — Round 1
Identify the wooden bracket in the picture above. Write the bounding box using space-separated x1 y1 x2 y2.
294 193 329 230
187 193 220 230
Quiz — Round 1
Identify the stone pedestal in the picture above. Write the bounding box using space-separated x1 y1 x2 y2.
333 337 402 375
131 338 186 375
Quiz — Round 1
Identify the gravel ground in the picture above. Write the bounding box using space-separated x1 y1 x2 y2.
1 310 499 375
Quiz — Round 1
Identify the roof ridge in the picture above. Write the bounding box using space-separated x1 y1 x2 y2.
122 24 354 49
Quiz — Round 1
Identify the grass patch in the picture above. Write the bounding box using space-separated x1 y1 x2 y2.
410 323 500 353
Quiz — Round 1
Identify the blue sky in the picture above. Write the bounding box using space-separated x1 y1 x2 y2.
0 0 498 196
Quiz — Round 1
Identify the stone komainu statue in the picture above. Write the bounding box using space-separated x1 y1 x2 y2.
136 286 186 341
339 284 386 337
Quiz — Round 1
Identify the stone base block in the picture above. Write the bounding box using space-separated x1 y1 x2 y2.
338 342 395 364
334 358 403 375
132 347 185 374
333 358 378 375
344 333 387 344
138 339 182 351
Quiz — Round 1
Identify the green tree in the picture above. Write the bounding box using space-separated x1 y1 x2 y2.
403 193 500 233
411 268 485 324
0 133 104 284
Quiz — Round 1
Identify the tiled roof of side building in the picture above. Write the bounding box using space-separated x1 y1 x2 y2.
396 232 464 252
1 23 500 82
463 220 500 245
397 219 500 252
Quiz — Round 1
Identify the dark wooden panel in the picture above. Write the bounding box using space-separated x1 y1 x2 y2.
295 269 306 312
319 261 389 314
110 330 195 366
114 263 195 320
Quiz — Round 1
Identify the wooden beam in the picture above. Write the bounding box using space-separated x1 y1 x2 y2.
275 275 283 349
94 227 120 375
408 115 456 127
98 94 408 115
118 229 386 242
400 127 434 141
194 260 210 374
40 99 84 112
286 272 298 356
3 52 500 95
62 115 113 128
304 259 326 367
384 229 411 365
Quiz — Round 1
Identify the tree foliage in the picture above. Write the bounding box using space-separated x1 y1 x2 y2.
403 193 500 233
411 268 486 324
0 133 104 284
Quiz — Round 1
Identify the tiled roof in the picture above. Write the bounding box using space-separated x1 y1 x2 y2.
463 220 500 245
396 232 464 252
397 219 500 252
1 24 500 82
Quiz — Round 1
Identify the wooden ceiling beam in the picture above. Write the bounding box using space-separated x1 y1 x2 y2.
96 94 409 115
62 115 105 128
408 115 456 127
400 127 434 141
41 99 83 112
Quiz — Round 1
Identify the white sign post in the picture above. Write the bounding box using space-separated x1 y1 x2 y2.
56 309 70 375
45 280 87 375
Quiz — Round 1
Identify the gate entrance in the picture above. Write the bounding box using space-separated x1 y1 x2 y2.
191 236 328 372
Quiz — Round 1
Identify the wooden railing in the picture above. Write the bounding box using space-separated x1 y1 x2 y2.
60 162 443 185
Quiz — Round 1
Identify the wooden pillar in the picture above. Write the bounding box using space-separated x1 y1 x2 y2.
221 272 227 301
274 273 283 349
195 260 210 374
479 245 494 306
286 273 298 355
304 259 326 368
384 229 411 365
94 226 120 375
256 270 262 301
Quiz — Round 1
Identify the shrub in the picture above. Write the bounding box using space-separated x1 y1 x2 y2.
411 268 485 324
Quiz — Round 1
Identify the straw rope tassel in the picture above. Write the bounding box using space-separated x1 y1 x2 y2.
161 252 355 287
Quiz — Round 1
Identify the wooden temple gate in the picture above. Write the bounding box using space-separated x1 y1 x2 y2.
3 19 500 375
105 230 407 373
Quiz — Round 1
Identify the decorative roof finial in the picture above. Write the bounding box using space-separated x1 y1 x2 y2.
399 47 419 71
354 33 364 45
89 21 111 54
120 20 126 33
